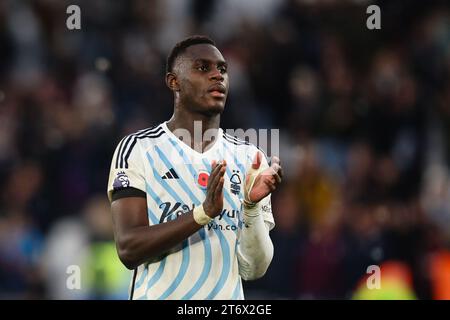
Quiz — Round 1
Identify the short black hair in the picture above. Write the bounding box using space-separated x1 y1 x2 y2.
166 35 216 73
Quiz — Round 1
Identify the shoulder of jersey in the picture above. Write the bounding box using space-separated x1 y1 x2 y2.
115 123 165 169
222 131 251 147
222 131 268 158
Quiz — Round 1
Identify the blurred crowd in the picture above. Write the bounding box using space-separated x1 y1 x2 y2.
0 0 449 299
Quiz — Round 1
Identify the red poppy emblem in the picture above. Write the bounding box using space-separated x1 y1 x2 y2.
197 171 209 188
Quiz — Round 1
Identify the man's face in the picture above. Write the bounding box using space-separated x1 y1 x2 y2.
174 44 229 115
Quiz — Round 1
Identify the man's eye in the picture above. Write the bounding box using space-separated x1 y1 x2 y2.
219 66 227 74
198 65 208 72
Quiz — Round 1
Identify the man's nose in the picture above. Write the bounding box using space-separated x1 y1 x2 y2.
209 69 224 82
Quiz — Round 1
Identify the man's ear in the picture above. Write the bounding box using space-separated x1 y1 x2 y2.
166 72 180 92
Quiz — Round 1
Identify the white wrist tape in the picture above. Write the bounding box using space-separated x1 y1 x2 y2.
244 164 264 208
242 201 261 217
193 204 212 226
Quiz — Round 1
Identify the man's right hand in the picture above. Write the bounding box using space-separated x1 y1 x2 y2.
203 160 226 218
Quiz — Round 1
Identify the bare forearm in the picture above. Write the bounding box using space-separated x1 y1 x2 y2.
112 162 226 270
116 210 202 269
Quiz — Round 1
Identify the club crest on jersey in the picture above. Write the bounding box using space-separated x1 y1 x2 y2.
196 170 209 189
113 171 130 190
230 170 241 196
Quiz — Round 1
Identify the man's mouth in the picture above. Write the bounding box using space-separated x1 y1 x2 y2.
209 90 225 98
208 84 226 98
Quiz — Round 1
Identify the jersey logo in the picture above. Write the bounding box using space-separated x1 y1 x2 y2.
196 170 209 189
159 202 193 223
230 170 241 196
113 171 130 190
161 168 179 179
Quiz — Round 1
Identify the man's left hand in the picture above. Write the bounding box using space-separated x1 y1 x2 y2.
245 152 283 205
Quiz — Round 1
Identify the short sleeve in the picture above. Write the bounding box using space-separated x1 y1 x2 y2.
107 135 146 202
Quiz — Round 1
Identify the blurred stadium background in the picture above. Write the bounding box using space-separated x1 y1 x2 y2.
0 0 449 299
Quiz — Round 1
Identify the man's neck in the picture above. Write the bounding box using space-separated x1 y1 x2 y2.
166 108 221 153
